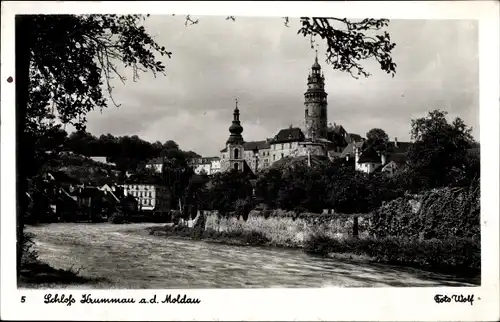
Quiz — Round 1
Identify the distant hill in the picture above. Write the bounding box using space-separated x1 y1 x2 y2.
52 152 122 186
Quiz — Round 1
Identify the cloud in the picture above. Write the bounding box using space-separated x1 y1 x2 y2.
81 16 479 156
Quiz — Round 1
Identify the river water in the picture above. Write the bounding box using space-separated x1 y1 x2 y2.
27 223 477 288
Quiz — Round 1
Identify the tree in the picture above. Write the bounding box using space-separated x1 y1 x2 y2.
201 170 253 216
366 128 391 155
163 140 180 151
296 17 397 78
16 14 170 270
406 110 476 190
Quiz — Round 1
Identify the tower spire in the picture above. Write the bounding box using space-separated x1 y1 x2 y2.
227 98 244 145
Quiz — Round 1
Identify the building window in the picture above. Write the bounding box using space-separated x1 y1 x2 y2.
234 148 239 159
281 153 284 159
281 144 284 150
273 155 276 161
234 163 239 171
289 143 292 149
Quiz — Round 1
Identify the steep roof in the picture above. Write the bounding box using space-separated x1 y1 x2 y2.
389 141 412 154
358 146 382 164
73 186 102 198
329 124 346 135
346 133 363 143
272 127 305 144
341 141 364 157
387 153 408 165
243 140 271 151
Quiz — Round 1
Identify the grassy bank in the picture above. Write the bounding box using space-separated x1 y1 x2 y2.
304 234 480 278
148 223 480 279
18 260 110 288
148 225 273 247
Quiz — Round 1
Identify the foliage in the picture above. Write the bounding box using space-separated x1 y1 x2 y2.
256 157 400 215
17 14 171 269
304 234 480 276
149 225 270 246
366 128 391 154
297 18 397 78
21 232 39 265
369 178 480 240
407 110 476 190
200 170 253 215
233 198 254 221
24 14 170 131
65 131 200 172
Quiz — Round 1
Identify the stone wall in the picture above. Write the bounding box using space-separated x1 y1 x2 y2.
203 210 371 247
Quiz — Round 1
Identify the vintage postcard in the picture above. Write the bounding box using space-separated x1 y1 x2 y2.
1 1 499 321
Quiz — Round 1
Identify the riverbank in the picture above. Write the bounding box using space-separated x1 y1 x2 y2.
24 223 479 287
148 224 287 248
18 260 110 288
148 222 480 283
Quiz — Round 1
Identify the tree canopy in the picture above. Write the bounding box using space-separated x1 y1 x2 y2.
407 110 477 190
366 128 391 155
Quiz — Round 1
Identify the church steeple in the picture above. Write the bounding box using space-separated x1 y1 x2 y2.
227 98 244 145
225 98 245 172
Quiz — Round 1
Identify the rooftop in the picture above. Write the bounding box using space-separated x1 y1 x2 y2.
272 127 305 144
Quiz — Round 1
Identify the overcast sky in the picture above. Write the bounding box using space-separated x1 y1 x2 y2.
77 16 479 157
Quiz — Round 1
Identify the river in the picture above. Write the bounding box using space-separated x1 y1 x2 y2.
26 223 477 288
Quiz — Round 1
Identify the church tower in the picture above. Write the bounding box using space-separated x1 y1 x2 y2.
304 51 328 140
225 99 245 172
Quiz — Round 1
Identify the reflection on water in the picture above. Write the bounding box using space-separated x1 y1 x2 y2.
27 223 476 288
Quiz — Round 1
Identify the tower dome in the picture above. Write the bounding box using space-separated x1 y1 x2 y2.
226 99 244 145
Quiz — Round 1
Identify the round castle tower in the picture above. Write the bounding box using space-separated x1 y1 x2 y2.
304 51 328 140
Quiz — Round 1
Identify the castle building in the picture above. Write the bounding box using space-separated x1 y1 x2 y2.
220 54 366 173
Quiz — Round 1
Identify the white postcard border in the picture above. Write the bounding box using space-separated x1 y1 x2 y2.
1 1 499 321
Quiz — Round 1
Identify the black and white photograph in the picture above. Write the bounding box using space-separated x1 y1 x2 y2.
1 1 499 321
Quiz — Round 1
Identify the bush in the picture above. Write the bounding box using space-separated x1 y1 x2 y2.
150 224 270 246
21 232 39 266
108 214 128 224
369 179 480 240
233 198 253 221
304 234 480 276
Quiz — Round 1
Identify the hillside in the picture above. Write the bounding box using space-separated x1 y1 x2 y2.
51 152 123 185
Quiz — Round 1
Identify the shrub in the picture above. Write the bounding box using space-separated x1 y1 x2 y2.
369 179 480 240
304 234 480 275
21 232 39 266
241 230 269 246
108 214 128 224
234 198 253 221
